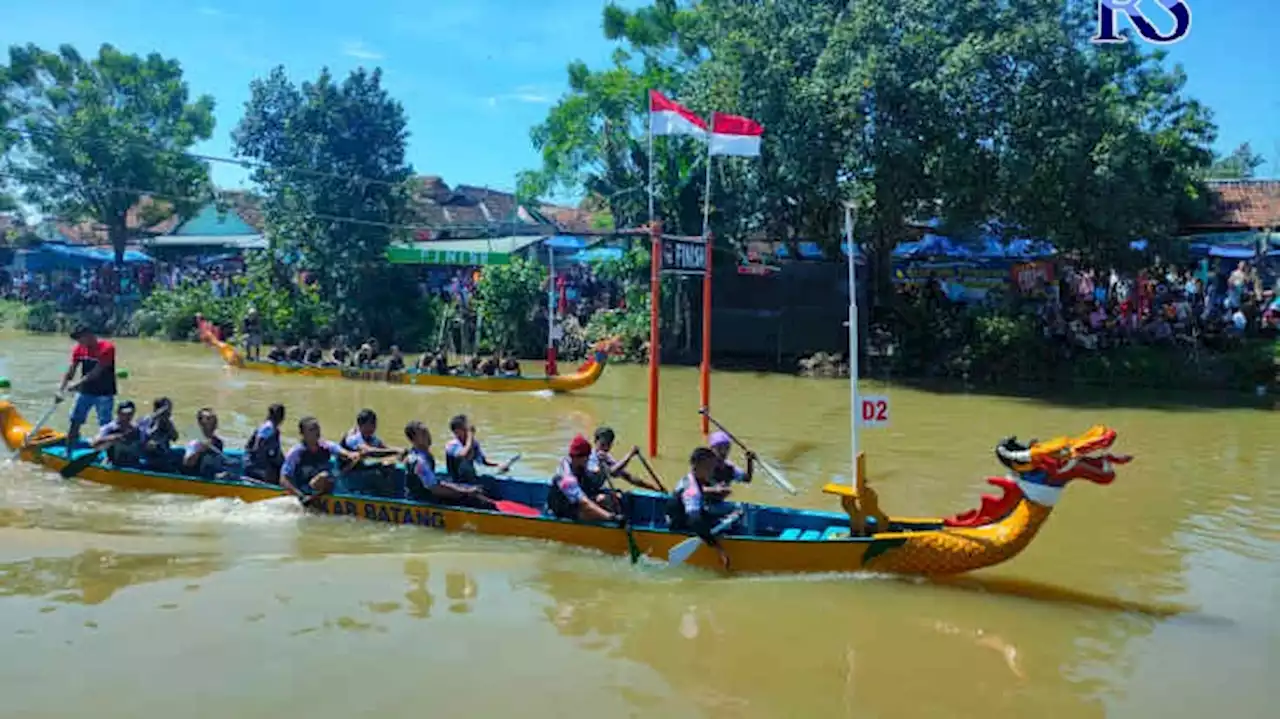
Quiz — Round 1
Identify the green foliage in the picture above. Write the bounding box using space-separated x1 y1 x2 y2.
136 255 335 342
474 258 548 355
584 300 651 362
1208 142 1266 180
526 0 1219 287
0 43 215 263
232 65 417 342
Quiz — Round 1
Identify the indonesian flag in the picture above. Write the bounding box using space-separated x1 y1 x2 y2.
709 112 764 157
649 90 707 138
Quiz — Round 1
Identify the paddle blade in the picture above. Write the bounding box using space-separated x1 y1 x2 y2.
59 450 100 479
762 460 798 494
494 500 541 517
667 536 701 566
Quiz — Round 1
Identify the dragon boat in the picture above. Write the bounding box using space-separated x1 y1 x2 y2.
197 322 620 394
1 400 1131 576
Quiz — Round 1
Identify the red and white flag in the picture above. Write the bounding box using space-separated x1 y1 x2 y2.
709 112 764 157
649 90 708 138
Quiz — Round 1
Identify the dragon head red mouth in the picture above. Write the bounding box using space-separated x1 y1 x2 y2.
995 426 1132 487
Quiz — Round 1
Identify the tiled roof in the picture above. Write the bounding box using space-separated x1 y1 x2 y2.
1197 180 1280 230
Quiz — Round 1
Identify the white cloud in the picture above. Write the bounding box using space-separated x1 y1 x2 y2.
342 41 384 61
486 86 554 107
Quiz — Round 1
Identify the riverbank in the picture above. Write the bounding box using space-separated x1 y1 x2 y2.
3 297 1274 397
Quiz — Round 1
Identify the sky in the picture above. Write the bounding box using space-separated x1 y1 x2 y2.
2 0 1277 208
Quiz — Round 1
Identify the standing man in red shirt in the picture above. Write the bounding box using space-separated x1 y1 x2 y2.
58 325 118 451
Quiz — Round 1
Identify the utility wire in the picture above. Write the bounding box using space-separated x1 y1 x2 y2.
0 168 537 235
4 125 523 195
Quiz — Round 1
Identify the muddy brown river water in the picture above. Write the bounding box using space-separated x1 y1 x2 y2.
0 331 1275 718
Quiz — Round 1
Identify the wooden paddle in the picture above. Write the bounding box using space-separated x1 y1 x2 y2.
603 476 642 564
59 448 102 479
699 409 798 495
668 510 742 567
633 452 667 492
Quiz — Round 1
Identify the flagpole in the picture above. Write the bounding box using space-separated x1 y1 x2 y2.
701 113 714 240
844 201 861 489
699 113 715 437
647 90 655 224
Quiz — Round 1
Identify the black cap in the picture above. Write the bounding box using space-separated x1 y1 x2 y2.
118 400 136 414
69 324 92 339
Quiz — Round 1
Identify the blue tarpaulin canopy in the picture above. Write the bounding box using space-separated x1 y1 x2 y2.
543 235 590 250
569 246 623 263
19 243 153 271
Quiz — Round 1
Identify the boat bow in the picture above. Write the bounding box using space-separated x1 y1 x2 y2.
853 426 1132 575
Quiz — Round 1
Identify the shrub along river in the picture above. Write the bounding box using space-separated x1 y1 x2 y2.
0 331 1275 718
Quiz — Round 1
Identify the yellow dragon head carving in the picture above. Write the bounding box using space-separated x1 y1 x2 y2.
994 425 1132 487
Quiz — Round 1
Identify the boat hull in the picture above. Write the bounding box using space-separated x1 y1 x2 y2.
232 359 605 393
0 401 1054 576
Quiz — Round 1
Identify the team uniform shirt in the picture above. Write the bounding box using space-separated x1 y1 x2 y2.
711 459 747 485
71 339 118 396
341 429 386 452
445 437 487 481
246 421 283 472
554 458 588 505
183 436 226 477
673 473 705 516
406 447 440 491
281 440 344 488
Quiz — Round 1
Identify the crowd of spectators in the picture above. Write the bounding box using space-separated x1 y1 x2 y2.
1033 259 1278 351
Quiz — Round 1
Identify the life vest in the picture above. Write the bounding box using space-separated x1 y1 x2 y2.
245 422 282 470
711 461 739 485
291 443 337 486
546 460 590 520
188 436 226 479
105 425 144 468
404 449 437 502
665 474 702 530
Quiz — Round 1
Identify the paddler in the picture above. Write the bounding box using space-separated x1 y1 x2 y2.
138 396 179 471
403 420 497 508
666 447 733 570
266 344 287 363
182 407 229 479
244 403 286 483
90 400 145 468
59 325 118 452
280 416 363 502
241 307 262 361
546 434 624 523
590 427 662 493
708 431 756 485
444 414 512 484
339 408 405 497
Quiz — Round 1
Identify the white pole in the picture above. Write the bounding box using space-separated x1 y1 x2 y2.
701 116 714 239
547 245 556 351
845 202 860 489
647 92 655 224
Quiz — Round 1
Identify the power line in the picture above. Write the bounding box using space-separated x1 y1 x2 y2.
0 169 545 236
3 125 528 197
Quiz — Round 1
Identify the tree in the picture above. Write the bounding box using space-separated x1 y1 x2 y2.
474 258 548 355
0 43 214 264
1208 142 1265 180
525 0 1219 290
233 65 425 344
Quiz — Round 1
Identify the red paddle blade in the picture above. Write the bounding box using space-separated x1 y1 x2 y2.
494 500 541 517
